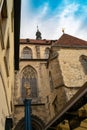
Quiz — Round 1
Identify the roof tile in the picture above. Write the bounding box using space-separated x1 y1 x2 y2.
20 39 51 44
54 34 87 47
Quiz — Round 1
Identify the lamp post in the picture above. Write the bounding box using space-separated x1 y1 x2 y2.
24 82 32 130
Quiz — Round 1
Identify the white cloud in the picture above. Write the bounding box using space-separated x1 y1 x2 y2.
20 1 87 41
38 3 49 18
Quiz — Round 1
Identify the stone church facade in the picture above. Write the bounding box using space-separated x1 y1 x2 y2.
0 1 87 129
14 30 87 130
14 30 52 129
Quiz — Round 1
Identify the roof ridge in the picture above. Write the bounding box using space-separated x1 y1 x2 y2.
54 33 87 47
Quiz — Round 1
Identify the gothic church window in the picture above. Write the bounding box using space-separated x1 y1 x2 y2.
21 47 33 59
21 66 38 99
44 48 50 59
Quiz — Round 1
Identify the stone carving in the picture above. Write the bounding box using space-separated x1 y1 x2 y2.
24 82 31 98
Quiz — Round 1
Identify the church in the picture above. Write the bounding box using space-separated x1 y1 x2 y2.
0 0 87 130
14 27 87 130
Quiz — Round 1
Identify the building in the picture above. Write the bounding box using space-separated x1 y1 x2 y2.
45 33 87 130
14 29 52 130
0 1 87 129
14 29 87 130
0 0 21 130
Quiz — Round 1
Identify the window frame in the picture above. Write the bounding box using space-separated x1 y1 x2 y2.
21 47 33 59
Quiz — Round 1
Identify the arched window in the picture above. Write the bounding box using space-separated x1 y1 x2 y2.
44 48 50 59
21 66 38 99
21 47 33 59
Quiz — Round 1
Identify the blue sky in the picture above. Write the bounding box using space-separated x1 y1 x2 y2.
20 0 87 40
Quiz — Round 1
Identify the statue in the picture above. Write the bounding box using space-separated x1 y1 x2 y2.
24 82 31 98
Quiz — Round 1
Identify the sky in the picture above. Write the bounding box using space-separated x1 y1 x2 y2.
20 0 87 40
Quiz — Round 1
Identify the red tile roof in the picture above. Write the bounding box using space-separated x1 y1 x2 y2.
20 39 52 45
54 34 87 47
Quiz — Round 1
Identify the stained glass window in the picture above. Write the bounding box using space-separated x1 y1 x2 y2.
21 66 38 99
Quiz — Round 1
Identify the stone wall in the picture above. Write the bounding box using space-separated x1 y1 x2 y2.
14 43 52 127
46 54 67 119
57 48 87 87
45 47 87 122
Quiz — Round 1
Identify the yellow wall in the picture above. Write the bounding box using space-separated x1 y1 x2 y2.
20 44 50 59
0 0 14 129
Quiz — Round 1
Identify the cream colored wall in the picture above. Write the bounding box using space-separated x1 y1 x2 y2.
0 0 14 130
20 44 50 59
6 0 14 111
0 73 9 130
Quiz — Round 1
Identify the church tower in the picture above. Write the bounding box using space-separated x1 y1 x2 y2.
36 26 42 40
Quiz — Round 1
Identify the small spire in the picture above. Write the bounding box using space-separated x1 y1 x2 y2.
62 28 65 34
37 25 39 31
36 26 42 40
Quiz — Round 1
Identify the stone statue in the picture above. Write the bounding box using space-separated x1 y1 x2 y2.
24 82 31 98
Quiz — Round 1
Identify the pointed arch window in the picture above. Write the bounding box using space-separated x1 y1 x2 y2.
21 47 33 59
21 66 38 99
44 48 50 59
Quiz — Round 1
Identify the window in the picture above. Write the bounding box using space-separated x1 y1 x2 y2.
0 0 8 37
44 48 50 59
21 66 38 99
21 47 33 59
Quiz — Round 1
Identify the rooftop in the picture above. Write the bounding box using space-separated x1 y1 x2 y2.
20 39 53 45
53 34 87 47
